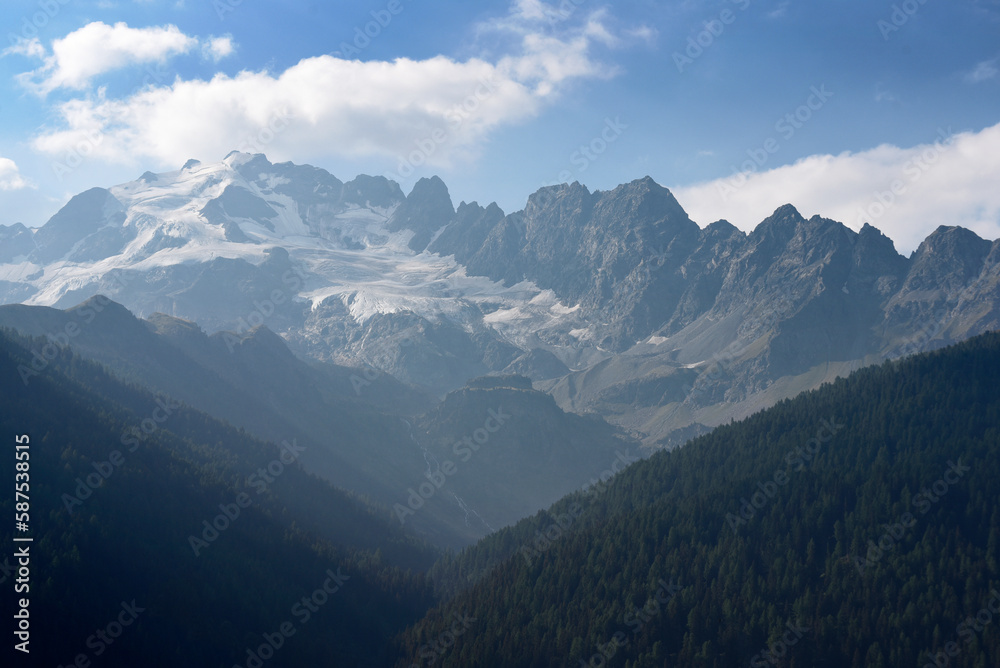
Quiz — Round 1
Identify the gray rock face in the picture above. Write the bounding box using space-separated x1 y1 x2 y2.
452 177 704 349
429 200 505 263
388 175 455 252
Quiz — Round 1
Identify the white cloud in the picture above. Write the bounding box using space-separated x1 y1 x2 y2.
203 36 235 62
673 122 1000 254
2 38 46 59
512 0 550 22
964 58 998 84
584 16 620 47
19 21 197 94
489 0 652 49
30 9 616 173
0 158 32 191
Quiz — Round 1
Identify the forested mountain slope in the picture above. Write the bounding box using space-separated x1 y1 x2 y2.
0 328 437 667
396 331 1000 667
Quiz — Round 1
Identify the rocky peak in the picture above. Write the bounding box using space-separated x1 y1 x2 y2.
904 226 991 291
749 204 806 248
853 222 908 275
228 152 274 180
594 176 691 229
702 219 744 242
427 199 506 264
389 176 456 251
523 181 594 225
340 175 405 210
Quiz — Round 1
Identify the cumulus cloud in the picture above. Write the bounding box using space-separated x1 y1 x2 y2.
2 38 46 59
30 9 617 173
203 36 235 62
18 21 197 94
0 158 32 191
673 122 1000 254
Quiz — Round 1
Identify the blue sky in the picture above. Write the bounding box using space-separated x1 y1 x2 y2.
1 0 998 253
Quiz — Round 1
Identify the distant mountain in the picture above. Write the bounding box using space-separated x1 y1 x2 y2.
2 152 998 449
396 331 1000 667
0 297 638 548
400 374 638 544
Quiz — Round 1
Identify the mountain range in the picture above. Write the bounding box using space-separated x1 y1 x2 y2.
1 152 996 451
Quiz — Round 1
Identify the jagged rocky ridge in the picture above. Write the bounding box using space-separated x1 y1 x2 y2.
2 151 998 446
